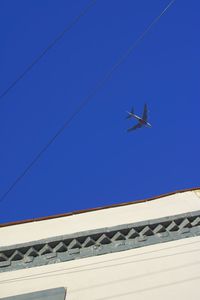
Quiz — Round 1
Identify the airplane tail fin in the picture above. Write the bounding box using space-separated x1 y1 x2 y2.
126 107 134 119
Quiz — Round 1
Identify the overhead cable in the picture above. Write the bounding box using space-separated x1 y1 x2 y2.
0 0 97 102
0 0 176 204
0 247 198 285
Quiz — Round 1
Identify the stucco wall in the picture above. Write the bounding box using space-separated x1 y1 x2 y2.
1 189 200 299
0 236 200 299
0 190 200 247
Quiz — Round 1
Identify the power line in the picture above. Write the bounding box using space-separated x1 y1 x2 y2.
0 0 97 102
0 0 176 204
0 238 197 285
0 247 198 285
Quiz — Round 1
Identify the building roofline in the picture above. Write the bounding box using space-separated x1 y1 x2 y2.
1 187 200 228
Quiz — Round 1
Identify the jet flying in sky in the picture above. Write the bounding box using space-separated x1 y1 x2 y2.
126 104 151 132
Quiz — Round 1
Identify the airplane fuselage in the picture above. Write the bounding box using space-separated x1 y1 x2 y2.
127 112 151 127
138 118 151 127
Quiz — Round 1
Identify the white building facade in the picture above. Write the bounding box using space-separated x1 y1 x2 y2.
0 188 200 299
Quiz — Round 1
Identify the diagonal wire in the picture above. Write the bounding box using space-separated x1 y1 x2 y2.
0 0 176 204
0 0 97 102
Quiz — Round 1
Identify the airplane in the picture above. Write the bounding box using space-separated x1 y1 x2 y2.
126 104 151 132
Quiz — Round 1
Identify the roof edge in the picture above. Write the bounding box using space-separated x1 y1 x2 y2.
1 187 200 228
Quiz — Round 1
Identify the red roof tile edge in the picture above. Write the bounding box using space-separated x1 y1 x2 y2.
1 187 200 228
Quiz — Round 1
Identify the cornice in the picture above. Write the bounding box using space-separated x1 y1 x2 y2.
1 187 199 228
1 210 200 273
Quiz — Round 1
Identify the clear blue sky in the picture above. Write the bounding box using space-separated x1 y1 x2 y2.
0 0 199 223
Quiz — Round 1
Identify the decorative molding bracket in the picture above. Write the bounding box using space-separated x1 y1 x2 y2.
1 211 200 273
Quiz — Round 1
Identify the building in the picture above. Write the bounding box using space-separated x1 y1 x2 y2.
0 188 200 299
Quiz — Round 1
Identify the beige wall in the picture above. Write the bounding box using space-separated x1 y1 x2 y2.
1 189 200 299
0 236 200 299
0 190 200 247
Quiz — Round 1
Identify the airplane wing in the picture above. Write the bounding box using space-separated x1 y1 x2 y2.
142 104 148 121
127 123 142 132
